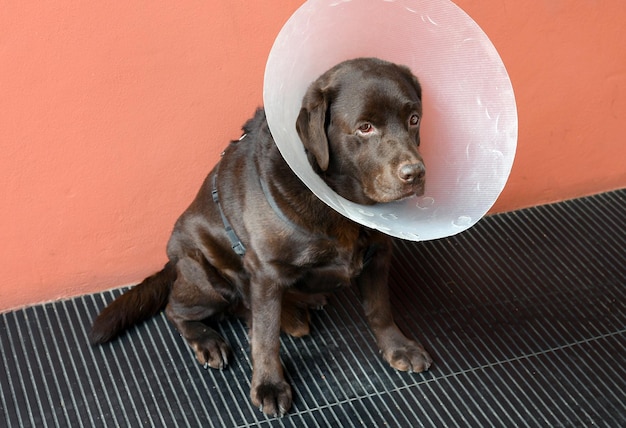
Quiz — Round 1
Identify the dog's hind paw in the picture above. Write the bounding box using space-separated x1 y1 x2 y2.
190 332 231 370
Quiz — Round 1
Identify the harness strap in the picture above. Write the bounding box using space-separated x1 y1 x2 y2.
212 133 373 263
259 176 311 235
212 161 376 267
211 167 246 256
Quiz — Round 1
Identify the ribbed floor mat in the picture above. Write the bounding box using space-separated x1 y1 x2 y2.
2 189 625 427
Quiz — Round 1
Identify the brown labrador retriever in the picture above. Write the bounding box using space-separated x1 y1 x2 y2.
90 57 432 416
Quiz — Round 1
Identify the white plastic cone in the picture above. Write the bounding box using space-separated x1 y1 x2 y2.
264 0 517 241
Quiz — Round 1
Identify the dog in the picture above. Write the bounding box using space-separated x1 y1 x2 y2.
90 57 432 417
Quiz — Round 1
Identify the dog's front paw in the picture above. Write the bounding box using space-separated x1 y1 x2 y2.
382 339 432 373
250 379 292 417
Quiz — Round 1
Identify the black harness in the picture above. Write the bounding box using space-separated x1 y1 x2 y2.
211 133 308 257
212 134 377 267
211 168 246 256
211 165 307 257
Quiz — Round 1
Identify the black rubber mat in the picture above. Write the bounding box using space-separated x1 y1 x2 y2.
1 189 625 427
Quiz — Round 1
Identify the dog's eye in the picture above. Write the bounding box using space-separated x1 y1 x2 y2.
357 123 374 134
409 114 421 127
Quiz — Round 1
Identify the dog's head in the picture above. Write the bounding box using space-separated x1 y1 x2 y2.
296 57 425 205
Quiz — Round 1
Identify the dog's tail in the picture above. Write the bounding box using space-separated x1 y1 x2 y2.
88 261 176 345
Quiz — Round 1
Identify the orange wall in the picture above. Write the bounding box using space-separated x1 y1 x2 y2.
1 1 625 312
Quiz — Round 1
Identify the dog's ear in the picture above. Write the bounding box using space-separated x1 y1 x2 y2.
296 78 335 172
410 74 422 102
404 66 422 102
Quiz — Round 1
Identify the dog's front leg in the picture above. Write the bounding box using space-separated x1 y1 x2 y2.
358 235 432 373
249 276 292 417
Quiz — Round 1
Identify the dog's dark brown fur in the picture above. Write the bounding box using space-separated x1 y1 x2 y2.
90 58 432 416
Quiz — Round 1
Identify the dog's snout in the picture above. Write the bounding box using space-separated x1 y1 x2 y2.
397 162 425 184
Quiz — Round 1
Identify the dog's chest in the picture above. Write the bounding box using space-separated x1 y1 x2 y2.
293 238 365 293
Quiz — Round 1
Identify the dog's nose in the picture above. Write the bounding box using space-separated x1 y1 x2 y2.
397 162 425 184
